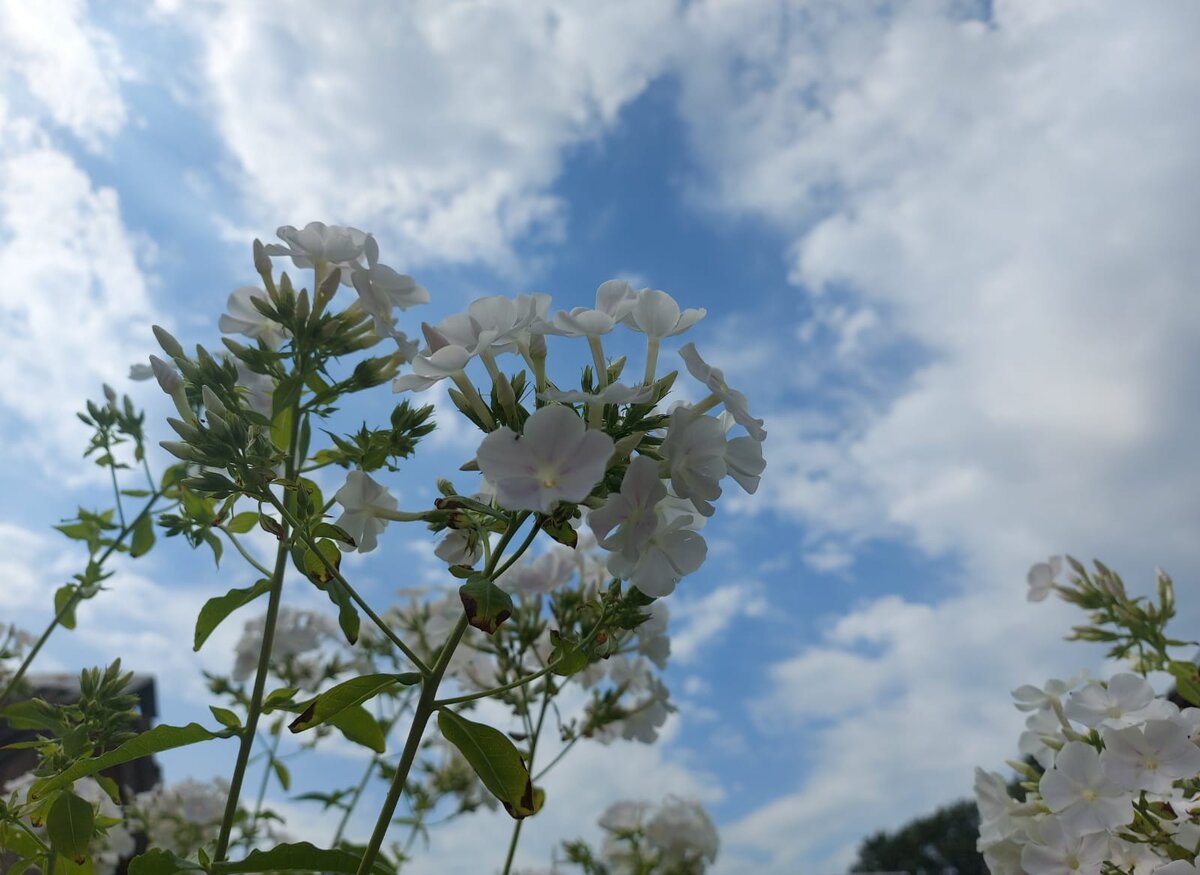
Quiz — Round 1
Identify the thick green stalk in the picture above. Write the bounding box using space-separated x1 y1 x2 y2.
212 527 293 861
213 392 305 861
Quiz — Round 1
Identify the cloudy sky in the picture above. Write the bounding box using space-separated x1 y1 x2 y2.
2 1 1199 872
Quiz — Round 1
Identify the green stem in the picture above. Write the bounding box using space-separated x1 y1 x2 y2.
222 529 272 577
353 514 532 875
332 757 377 847
213 396 305 862
212 527 292 862
251 722 284 828
0 491 163 708
501 680 553 875
267 496 432 676
102 431 126 529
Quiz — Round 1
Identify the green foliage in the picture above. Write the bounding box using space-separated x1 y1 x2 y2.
850 798 987 875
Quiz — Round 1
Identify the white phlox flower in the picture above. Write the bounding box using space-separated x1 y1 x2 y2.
350 234 429 344
589 455 666 560
219 286 289 348
643 796 719 867
621 288 706 340
598 799 651 833
679 342 766 441
1101 719 1200 794
719 411 766 495
392 323 474 393
1020 706 1068 770
1153 862 1200 875
636 600 670 670
661 408 727 517
333 469 399 553
466 293 550 357
617 676 673 744
544 279 636 338
1013 675 1085 713
1106 838 1161 875
1065 673 1162 729
1028 556 1064 602
475 405 614 514
1020 816 1109 875
1039 741 1134 836
264 221 367 280
434 528 482 567
975 767 1029 847
605 505 707 598
497 544 578 595
234 360 275 419
232 606 339 683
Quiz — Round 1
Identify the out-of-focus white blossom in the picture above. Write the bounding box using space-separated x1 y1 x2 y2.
219 286 288 348
1027 556 1063 602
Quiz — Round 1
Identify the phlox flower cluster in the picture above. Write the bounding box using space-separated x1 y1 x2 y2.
978 559 1200 875
325 260 766 601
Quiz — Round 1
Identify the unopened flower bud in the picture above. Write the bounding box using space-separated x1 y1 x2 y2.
201 386 227 418
253 238 272 275
102 383 117 404
611 431 645 461
152 325 185 359
166 417 201 442
1156 567 1174 612
160 440 200 461
295 288 311 322
150 355 181 394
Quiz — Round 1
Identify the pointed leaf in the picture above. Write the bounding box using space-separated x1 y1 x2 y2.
130 512 156 557
47 791 94 863
288 674 407 734
194 579 271 651
225 512 260 535
328 704 386 754
36 723 220 796
55 585 79 631
214 841 392 874
458 576 513 635
437 709 537 818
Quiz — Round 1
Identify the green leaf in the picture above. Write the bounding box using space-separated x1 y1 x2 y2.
194 579 271 651
130 512 156 558
214 841 392 874
324 579 360 644
270 405 293 453
225 512 260 535
36 723 220 796
1169 661 1200 706
541 515 578 548
47 791 94 863
55 585 79 631
209 706 242 730
271 758 291 791
313 522 356 547
128 850 205 875
2 698 65 734
328 704 386 754
301 539 341 586
437 709 539 818
458 576 513 635
288 673 404 734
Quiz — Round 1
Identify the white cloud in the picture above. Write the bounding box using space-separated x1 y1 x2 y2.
671 582 766 664
0 0 129 147
160 1 680 273
674 0 1200 870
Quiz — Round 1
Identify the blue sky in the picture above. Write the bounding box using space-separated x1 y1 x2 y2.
3 1 1200 872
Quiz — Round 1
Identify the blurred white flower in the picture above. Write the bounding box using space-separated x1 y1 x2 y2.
219 286 288 348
